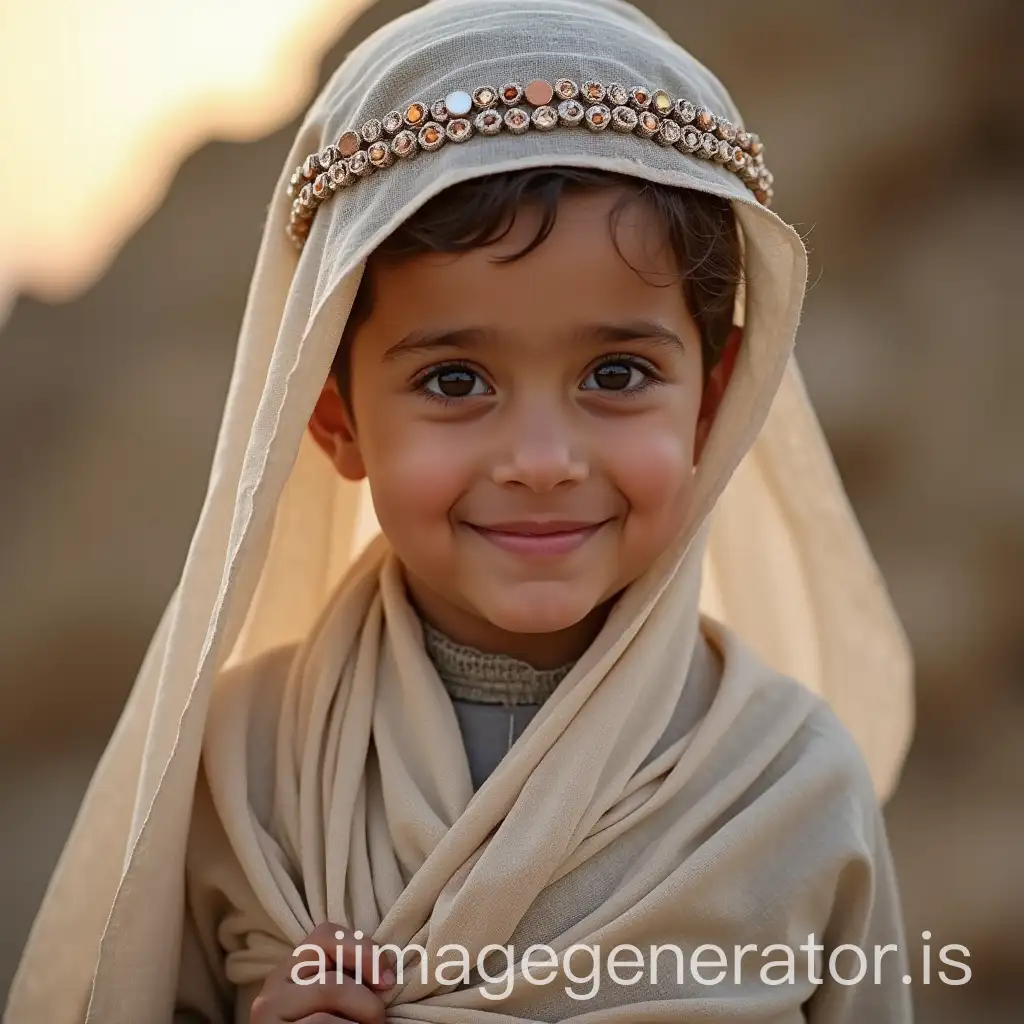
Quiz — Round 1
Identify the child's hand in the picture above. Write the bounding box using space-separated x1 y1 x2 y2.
250 922 397 1024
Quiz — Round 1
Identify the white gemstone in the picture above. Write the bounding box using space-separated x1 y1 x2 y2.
445 90 473 116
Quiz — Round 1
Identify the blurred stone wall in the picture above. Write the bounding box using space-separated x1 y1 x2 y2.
1 1 1021 1020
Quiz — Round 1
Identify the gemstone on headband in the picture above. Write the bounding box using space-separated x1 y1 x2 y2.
652 90 673 116
611 105 638 132
475 109 504 135
554 79 579 101
694 106 716 132
531 105 558 130
404 103 427 126
635 110 660 139
418 122 445 151
361 119 383 144
630 87 651 110
524 79 554 106
557 98 585 126
715 118 736 143
607 83 630 107
391 130 418 157
446 117 473 142
367 142 393 168
329 160 353 186
473 87 498 109
678 125 701 152
657 119 682 146
445 90 473 116
584 103 611 131
286 73 775 249
318 145 339 171
349 150 374 177
337 131 361 157
504 107 530 134
673 99 696 125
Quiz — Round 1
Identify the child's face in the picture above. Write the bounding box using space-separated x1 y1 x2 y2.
310 187 734 660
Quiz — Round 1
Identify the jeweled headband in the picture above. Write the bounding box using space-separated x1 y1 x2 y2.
285 76 774 248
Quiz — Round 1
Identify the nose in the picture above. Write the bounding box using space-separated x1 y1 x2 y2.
490 406 589 492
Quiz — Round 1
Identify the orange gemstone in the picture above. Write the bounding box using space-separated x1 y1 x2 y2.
503 86 519 101
524 79 554 106
406 104 425 124
423 126 440 144
592 112 605 125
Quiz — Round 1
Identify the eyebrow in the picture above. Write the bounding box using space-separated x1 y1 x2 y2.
578 320 686 353
381 318 685 361
382 327 489 362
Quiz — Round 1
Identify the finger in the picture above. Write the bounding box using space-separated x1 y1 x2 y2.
273 971 388 1024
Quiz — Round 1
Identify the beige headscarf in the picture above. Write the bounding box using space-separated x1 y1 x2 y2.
5 1 913 1021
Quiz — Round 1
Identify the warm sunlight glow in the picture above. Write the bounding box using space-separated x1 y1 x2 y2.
0 0 373 309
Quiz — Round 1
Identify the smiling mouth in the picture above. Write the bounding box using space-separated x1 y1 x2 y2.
465 519 611 557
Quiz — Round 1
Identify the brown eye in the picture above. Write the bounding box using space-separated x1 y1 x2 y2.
421 366 489 399
594 364 632 390
582 360 645 392
438 370 474 396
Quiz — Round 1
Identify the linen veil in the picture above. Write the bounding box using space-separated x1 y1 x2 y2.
5 1 913 1021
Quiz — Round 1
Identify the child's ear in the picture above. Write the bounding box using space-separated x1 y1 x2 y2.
308 376 366 481
694 325 742 466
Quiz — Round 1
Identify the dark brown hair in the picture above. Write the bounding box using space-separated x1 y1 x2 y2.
332 167 742 401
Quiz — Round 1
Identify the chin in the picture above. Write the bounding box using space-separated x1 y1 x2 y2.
477 581 604 636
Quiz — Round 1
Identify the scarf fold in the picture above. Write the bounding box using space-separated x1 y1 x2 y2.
190 540 840 1020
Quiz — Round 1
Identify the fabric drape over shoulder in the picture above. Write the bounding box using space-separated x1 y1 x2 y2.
5 1 913 1021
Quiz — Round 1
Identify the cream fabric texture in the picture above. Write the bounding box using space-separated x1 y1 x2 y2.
5 1 914 1022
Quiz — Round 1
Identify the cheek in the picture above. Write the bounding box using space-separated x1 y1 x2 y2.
601 414 697 521
360 418 471 533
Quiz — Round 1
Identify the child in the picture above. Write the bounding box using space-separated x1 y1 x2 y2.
5 0 915 1022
